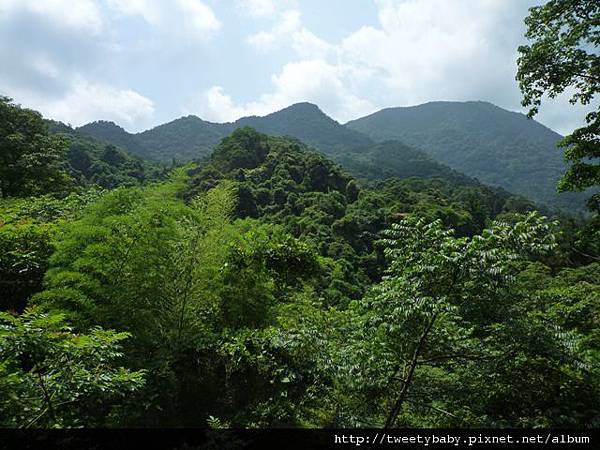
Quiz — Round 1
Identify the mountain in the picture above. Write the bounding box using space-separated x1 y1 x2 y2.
76 103 373 163
136 116 228 162
76 100 588 212
77 120 148 157
346 101 586 211
235 102 373 154
48 120 165 189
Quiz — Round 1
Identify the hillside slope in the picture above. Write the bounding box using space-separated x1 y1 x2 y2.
235 102 373 154
75 100 588 211
346 101 586 211
76 103 373 162
48 120 165 188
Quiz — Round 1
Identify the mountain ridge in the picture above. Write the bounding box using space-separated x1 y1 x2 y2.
75 100 586 212
346 100 585 212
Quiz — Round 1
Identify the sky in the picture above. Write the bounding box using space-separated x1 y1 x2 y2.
0 0 594 134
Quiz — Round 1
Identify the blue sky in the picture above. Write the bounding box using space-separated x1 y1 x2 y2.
0 0 593 134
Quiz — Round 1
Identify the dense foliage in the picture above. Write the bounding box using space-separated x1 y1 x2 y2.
1 100 598 429
76 99 591 214
49 120 166 189
517 0 600 211
0 97 71 198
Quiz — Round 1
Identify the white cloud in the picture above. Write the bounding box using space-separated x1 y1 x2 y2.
247 10 302 52
229 0 593 133
246 8 333 60
190 59 374 123
29 54 61 79
8 77 155 131
0 0 591 135
0 0 103 34
105 0 162 25
107 0 221 40
291 29 333 60
237 0 277 19
192 86 250 123
339 0 525 106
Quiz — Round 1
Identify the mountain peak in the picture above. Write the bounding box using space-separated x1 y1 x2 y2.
346 100 585 211
77 120 126 133
267 102 328 118
285 102 322 111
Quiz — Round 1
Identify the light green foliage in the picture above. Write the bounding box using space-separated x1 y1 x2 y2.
0 189 106 312
327 213 598 427
0 189 104 225
188 129 534 308
30 171 323 425
0 308 145 427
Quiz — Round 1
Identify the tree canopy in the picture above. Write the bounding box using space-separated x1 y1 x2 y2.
1 92 599 430
517 0 600 210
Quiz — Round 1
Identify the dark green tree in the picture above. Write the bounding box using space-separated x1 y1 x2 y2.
0 97 71 197
517 0 600 210
0 308 145 427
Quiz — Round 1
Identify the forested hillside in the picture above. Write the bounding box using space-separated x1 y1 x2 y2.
235 102 373 154
75 104 487 200
50 121 166 189
2 97 599 429
76 102 373 162
76 101 589 213
346 101 588 212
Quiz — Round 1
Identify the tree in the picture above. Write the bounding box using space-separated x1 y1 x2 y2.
0 97 71 198
516 0 600 210
337 213 564 427
0 223 53 312
0 308 145 427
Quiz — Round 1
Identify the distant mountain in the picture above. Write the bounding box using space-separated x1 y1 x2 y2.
235 102 373 154
76 100 588 212
77 120 147 157
77 103 373 163
346 101 586 211
75 104 473 194
48 120 165 189
136 116 228 162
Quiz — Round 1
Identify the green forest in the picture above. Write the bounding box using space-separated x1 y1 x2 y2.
2 100 599 428
1 0 599 431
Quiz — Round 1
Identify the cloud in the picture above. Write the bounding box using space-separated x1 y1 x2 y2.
10 77 155 131
338 0 530 107
235 0 532 123
190 59 374 123
246 8 333 60
246 10 302 52
106 0 221 40
224 0 588 133
192 86 250 123
0 0 592 135
0 0 113 110
236 0 277 19
0 0 104 34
